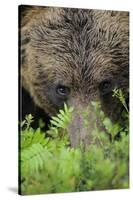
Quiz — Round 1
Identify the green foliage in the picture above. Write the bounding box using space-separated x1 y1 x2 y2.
50 103 74 129
47 103 73 136
19 91 129 195
113 88 129 113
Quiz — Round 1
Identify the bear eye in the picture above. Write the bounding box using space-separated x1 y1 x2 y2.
56 85 70 97
99 80 112 95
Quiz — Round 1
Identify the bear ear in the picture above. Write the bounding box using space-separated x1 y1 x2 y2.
19 5 46 46
19 5 32 27
19 5 41 65
19 6 35 70
19 5 41 27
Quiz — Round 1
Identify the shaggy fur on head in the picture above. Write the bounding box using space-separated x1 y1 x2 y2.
20 6 129 147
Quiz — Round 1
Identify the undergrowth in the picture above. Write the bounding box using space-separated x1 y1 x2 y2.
19 89 129 195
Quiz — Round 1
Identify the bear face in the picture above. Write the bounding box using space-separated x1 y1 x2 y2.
20 6 129 147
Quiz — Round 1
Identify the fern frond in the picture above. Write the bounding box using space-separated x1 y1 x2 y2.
21 143 52 176
21 127 49 149
50 103 73 130
113 88 129 113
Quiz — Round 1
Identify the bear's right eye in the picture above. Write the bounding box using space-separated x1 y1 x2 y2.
56 85 70 97
99 80 113 95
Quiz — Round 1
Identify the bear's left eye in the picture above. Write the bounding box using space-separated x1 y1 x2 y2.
56 85 70 97
99 80 113 95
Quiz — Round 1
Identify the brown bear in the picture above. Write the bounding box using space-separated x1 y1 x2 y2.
19 5 129 147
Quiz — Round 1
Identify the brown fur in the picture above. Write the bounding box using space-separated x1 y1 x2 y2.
20 6 129 147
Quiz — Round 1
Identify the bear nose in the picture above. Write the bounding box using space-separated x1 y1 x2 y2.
67 107 92 148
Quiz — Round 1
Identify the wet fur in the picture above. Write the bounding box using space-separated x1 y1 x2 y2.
19 6 129 144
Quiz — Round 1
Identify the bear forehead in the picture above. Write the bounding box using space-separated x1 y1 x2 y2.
30 8 128 60
29 8 128 87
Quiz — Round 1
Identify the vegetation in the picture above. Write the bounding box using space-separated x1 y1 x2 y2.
19 89 129 195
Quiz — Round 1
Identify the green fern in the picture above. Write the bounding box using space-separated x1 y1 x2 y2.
21 128 49 149
20 114 34 129
19 90 129 194
48 103 73 136
113 88 129 113
20 104 74 180
21 143 45 176
50 103 73 128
